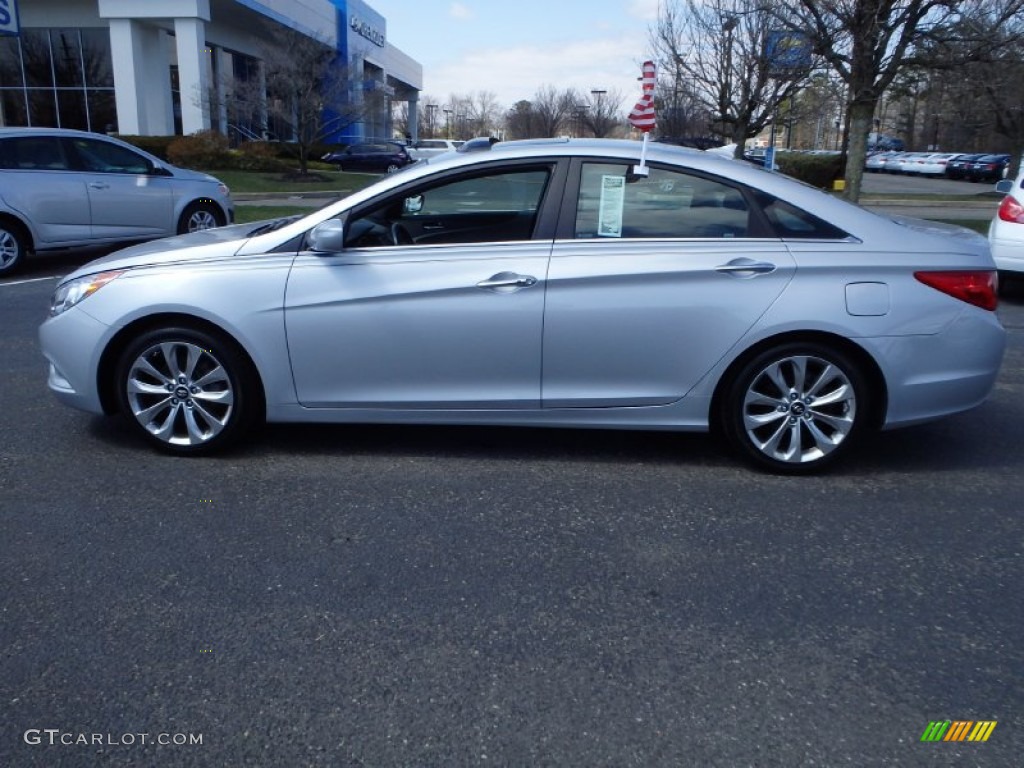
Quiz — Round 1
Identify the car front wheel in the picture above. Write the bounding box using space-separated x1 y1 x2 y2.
178 202 224 234
721 342 869 473
0 221 27 275
115 327 260 454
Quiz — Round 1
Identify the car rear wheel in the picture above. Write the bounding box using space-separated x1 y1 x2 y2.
0 221 27 275
385 163 401 174
115 327 260 454
721 343 869 473
178 202 224 234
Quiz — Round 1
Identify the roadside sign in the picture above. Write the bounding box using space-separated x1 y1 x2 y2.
0 0 20 36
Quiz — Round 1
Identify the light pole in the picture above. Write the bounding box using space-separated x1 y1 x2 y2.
443 107 452 139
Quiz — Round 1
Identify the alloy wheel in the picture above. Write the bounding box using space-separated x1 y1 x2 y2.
125 340 235 446
741 354 857 465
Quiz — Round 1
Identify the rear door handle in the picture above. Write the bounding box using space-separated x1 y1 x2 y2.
88 182 110 190
715 258 777 277
476 272 538 291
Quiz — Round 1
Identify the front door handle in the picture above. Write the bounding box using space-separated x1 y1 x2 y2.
88 182 110 190
715 258 777 277
476 272 538 291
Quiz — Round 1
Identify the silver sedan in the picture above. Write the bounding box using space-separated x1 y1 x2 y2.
39 139 1005 472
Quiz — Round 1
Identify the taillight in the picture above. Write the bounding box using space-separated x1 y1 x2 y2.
915 271 998 311
997 196 1024 224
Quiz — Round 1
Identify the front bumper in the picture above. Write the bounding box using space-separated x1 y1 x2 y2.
38 307 111 415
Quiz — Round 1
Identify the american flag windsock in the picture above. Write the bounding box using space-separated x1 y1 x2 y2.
628 60 656 132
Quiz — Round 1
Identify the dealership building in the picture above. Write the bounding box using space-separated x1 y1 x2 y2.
0 0 423 142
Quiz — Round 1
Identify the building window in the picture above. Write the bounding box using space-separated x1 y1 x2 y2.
0 28 115 131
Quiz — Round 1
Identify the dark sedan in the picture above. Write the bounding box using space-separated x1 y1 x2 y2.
945 153 985 180
966 154 1011 183
324 142 412 174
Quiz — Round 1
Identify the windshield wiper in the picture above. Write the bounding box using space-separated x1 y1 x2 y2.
247 216 300 236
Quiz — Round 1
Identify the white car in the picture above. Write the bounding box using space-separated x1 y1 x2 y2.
406 139 463 161
916 153 963 176
989 163 1024 278
865 151 899 172
892 152 930 174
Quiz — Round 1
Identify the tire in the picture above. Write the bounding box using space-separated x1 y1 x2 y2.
720 342 869 474
177 202 225 234
385 163 400 174
115 326 261 455
0 220 28 275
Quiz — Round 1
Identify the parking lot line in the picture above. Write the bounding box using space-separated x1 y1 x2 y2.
0 275 62 287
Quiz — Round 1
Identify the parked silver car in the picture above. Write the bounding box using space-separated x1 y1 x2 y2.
39 139 1005 472
0 128 233 274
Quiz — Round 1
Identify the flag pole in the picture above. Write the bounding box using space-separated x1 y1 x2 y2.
635 133 650 177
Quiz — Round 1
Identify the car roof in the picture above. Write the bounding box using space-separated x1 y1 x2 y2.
0 127 112 139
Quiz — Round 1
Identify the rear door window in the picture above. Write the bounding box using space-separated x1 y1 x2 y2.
574 162 751 239
0 136 69 170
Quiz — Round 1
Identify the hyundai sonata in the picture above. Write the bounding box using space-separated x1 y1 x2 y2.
39 139 1005 472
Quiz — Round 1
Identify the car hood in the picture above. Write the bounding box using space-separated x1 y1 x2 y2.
61 222 257 281
166 166 224 185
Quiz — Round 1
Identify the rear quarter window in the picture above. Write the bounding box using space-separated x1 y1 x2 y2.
754 192 851 240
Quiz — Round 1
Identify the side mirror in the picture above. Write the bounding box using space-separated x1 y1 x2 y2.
995 179 1013 194
308 219 345 252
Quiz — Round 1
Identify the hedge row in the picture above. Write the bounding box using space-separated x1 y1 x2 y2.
776 152 846 189
117 131 341 171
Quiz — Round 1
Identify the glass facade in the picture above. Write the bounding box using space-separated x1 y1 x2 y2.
0 28 115 132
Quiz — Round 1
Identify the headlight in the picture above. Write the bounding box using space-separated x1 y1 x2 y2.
50 270 123 316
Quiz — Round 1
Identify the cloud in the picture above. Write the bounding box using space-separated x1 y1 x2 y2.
449 2 475 20
424 35 649 108
627 0 661 20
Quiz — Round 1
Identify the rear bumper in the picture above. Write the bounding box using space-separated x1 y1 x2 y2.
870 309 1006 429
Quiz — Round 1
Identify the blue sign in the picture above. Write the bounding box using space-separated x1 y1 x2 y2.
765 30 811 75
0 0 19 36
764 146 775 171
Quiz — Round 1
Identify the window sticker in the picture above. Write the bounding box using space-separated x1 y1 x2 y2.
597 174 626 237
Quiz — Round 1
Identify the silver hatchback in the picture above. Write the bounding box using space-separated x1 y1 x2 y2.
39 139 1005 472
0 127 233 274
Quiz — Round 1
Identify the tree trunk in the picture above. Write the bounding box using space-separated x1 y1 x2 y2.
844 100 875 203
731 123 748 159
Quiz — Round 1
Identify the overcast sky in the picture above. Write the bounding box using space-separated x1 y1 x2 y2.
366 0 661 111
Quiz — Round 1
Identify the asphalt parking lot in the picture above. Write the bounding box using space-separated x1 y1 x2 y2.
2 231 1023 766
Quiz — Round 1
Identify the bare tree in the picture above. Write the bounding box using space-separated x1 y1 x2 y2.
464 90 501 136
652 0 810 158
789 0 1024 200
531 85 580 137
912 1 1024 176
251 27 378 174
504 100 537 139
582 88 625 138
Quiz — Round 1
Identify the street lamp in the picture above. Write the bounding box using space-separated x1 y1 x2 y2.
443 107 452 139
